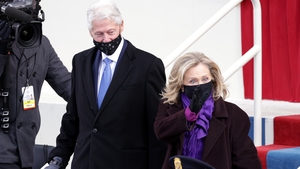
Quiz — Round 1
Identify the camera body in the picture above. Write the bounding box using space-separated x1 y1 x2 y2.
0 0 44 49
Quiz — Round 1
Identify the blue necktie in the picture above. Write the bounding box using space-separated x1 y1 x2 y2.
97 58 112 108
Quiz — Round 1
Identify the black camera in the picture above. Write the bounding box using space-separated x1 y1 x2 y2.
0 0 44 49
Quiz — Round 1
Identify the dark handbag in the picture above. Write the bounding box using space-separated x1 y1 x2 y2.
33 144 54 169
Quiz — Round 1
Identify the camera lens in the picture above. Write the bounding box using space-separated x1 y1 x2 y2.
20 26 34 41
18 23 39 48
11 22 42 48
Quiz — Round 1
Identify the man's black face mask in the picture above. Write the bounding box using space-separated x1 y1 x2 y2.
93 35 122 55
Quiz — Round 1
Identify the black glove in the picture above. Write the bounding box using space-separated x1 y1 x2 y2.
189 82 212 113
0 20 11 55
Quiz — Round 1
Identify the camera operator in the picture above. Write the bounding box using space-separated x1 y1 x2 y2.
0 6 71 169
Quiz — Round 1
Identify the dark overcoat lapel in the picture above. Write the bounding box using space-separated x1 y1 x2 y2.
97 41 131 116
202 99 228 160
81 48 98 114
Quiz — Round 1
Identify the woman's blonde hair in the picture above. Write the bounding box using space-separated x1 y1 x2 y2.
161 52 229 104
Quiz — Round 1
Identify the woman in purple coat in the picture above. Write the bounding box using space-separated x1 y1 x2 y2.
154 52 262 169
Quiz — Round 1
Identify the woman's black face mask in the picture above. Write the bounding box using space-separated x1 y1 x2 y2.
183 81 213 100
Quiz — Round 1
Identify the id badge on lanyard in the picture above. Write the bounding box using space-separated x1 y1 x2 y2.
21 56 36 110
22 85 36 110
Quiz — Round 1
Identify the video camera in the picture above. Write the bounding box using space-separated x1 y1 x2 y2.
0 0 44 49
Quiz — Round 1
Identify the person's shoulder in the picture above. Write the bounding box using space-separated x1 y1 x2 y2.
31 35 54 52
223 100 250 119
71 47 96 63
214 99 250 126
125 39 159 60
40 35 51 45
215 98 247 115
75 46 95 56
224 100 243 111
137 47 158 59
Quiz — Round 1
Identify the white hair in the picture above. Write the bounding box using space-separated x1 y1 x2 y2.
87 0 123 31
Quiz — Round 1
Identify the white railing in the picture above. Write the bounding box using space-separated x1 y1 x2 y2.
163 0 262 146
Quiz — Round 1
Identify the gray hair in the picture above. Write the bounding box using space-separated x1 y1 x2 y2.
87 0 123 31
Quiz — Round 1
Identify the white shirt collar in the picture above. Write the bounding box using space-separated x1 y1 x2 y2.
101 37 124 63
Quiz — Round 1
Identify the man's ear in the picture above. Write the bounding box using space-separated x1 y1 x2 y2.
120 20 124 32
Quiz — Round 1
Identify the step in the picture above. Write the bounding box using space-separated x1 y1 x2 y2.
256 144 295 169
255 115 300 169
227 98 300 145
273 115 300 145
267 147 300 169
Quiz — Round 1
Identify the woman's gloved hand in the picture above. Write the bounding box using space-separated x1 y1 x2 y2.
189 82 212 113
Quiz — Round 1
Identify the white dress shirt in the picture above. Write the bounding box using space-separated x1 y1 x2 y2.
97 37 124 93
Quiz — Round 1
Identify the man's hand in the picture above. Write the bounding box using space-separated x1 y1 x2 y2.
44 156 62 169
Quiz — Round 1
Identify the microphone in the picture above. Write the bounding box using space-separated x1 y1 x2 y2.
1 6 33 23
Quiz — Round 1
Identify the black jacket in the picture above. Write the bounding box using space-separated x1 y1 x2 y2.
0 35 71 168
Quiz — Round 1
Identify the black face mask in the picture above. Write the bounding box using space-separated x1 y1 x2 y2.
183 81 213 100
93 35 122 55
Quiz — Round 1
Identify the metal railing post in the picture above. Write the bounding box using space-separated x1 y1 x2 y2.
223 45 260 81
251 0 262 146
